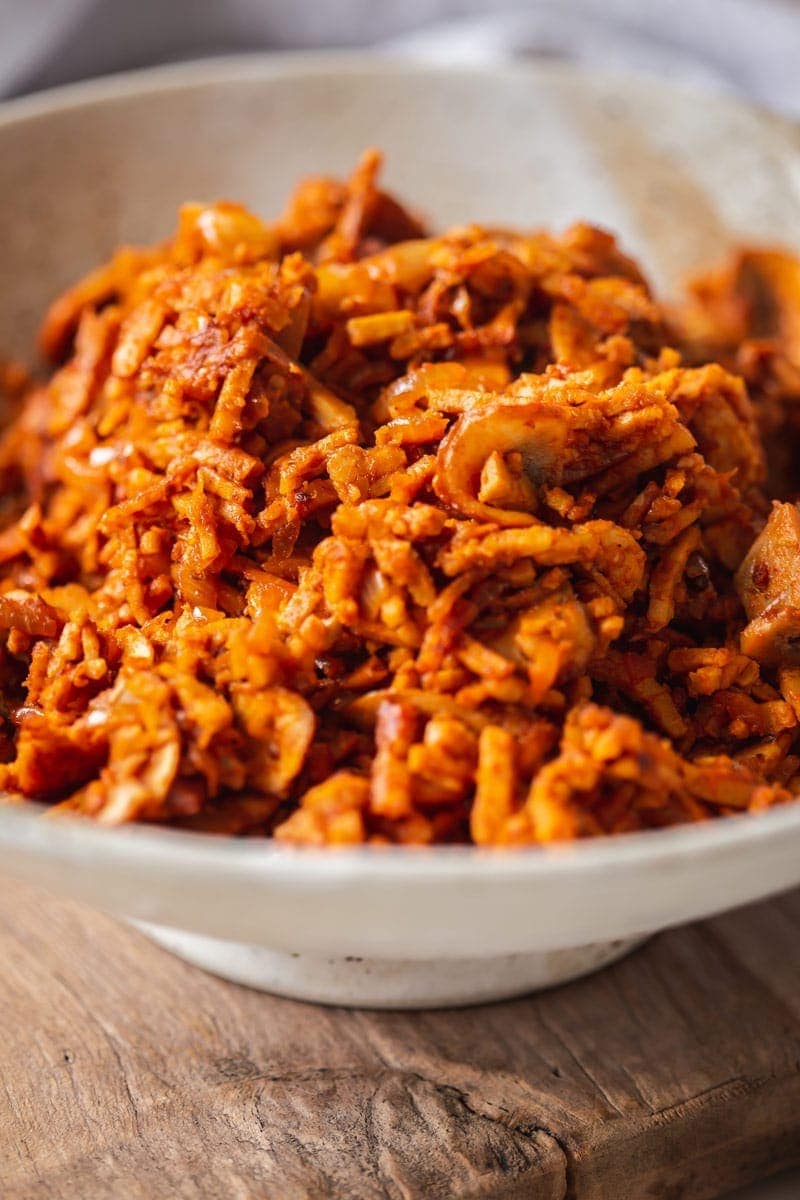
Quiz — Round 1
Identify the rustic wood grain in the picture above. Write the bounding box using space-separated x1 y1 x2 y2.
1 879 799 1200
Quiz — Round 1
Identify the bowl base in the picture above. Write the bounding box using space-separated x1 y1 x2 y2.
133 923 644 1008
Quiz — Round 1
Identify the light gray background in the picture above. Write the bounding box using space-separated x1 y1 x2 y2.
0 0 797 115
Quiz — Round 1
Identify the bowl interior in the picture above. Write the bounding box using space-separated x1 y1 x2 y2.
1 55 800 361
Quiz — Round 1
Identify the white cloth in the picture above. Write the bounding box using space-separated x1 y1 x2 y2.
385 0 800 115
0 0 798 116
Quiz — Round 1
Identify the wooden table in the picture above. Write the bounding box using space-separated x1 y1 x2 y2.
2 877 800 1199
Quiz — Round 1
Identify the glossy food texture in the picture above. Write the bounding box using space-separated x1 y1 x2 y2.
0 150 798 844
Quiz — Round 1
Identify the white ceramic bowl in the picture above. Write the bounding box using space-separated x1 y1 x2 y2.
2 54 800 1008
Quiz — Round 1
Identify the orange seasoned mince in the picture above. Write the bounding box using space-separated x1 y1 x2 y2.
1 150 800 843
676 248 800 499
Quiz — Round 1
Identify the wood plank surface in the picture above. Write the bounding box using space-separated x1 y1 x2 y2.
1 878 800 1200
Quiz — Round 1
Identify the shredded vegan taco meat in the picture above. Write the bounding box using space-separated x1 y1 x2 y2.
1 149 800 844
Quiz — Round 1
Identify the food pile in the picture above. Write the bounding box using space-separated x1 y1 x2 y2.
2 150 800 844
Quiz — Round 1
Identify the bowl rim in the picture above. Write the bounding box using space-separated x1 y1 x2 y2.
2 50 800 885
3 799 800 884
0 47 798 150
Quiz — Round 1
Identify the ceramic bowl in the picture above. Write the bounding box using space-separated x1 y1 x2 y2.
1 54 800 1008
